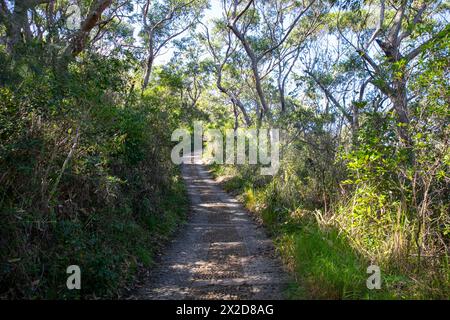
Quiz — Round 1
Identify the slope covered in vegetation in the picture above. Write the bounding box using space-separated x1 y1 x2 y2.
0 46 190 299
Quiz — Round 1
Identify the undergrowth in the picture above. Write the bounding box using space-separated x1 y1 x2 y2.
0 48 190 299
209 164 449 300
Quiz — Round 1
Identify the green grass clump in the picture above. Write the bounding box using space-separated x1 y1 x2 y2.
289 224 366 299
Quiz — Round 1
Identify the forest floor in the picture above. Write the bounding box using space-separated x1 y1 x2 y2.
133 154 288 299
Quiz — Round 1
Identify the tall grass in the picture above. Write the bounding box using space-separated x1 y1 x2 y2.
210 162 449 299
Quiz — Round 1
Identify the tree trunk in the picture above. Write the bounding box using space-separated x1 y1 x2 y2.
233 102 239 132
228 25 270 119
231 96 252 127
278 79 286 114
6 2 29 52
251 60 269 116
142 33 155 91
390 72 412 147
65 0 112 57
215 66 252 127
142 54 153 91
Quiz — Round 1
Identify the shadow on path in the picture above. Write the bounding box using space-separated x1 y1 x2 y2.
135 154 288 299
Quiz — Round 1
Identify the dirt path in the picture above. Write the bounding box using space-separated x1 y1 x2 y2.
135 156 288 299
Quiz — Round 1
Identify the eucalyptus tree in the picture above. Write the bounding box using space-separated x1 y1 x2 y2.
140 0 207 90
223 0 326 120
334 0 449 146
168 36 213 110
300 33 376 137
200 19 253 126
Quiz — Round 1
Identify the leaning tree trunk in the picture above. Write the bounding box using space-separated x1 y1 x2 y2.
142 54 153 91
66 0 112 57
278 80 286 114
142 33 155 91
